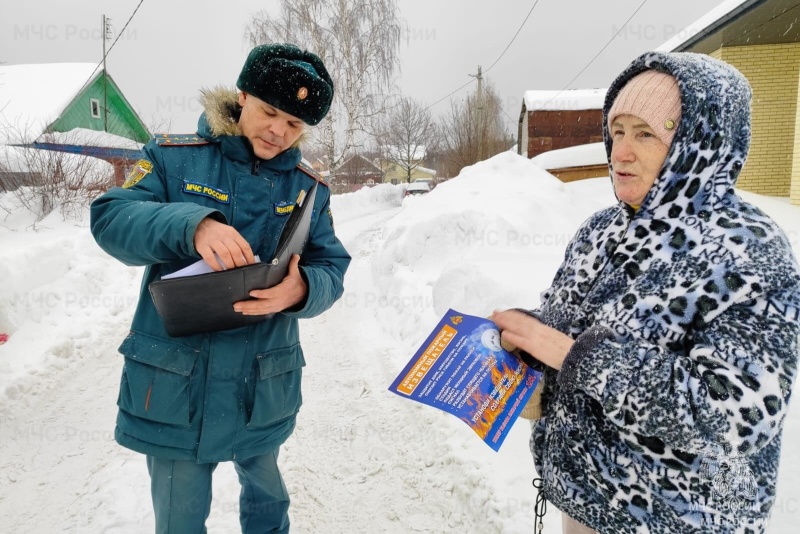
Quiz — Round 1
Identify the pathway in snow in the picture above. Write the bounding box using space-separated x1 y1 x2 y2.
0 203 540 533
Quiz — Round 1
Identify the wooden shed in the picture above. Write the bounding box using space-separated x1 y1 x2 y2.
517 88 606 159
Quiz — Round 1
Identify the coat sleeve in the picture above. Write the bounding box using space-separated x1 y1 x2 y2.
282 186 351 319
557 286 799 456
90 143 225 267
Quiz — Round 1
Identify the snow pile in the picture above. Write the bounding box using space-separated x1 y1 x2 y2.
0 205 141 404
531 141 607 170
330 182 404 223
372 151 616 343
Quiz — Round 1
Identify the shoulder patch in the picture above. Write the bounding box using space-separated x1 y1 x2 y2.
297 161 328 187
122 159 153 188
155 133 209 146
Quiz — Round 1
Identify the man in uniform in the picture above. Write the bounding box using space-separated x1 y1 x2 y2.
91 43 350 533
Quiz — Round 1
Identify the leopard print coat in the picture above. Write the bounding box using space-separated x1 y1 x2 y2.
529 52 800 533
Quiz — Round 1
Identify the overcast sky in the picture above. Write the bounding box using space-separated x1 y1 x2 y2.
0 0 726 134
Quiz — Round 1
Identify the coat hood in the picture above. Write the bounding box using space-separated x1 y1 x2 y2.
199 86 245 137
603 52 752 218
530 51 800 532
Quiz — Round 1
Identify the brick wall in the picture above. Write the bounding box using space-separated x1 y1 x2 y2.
716 44 800 201
792 61 800 205
526 109 604 158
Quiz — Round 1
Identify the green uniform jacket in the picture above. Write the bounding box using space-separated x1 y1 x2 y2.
91 104 350 463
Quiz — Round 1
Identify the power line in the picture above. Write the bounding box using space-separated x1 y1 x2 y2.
508 0 647 145
484 0 540 74
105 0 146 60
551 0 648 100
425 0 540 111
434 1 648 136
73 0 146 98
425 78 476 112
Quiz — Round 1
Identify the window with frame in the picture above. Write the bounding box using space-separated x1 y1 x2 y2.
90 98 101 119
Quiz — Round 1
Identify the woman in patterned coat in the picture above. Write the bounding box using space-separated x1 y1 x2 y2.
493 52 800 533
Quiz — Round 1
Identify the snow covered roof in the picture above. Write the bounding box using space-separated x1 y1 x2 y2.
530 142 608 170
657 0 753 52
0 63 101 143
522 88 607 112
336 154 383 172
42 128 143 150
387 144 426 161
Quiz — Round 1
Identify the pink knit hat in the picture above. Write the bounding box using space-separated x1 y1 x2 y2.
607 70 682 147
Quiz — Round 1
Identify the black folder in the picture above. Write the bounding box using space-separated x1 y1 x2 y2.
149 182 318 337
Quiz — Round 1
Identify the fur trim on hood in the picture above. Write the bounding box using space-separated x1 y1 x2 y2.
199 86 243 137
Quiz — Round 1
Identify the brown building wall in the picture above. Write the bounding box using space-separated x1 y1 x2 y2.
526 109 604 158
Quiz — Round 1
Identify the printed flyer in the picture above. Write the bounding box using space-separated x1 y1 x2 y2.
389 309 542 451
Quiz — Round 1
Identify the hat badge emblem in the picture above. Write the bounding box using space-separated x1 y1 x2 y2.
664 119 675 130
297 87 308 100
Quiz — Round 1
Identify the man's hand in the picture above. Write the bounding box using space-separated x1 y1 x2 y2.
194 217 256 270
233 255 308 315
491 309 574 370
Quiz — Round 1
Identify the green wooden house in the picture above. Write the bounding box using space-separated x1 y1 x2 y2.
0 63 150 186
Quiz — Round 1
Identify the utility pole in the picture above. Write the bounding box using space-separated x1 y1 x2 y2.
101 15 112 132
469 65 483 160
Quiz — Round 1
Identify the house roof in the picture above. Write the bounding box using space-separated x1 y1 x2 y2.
657 0 799 53
0 63 102 143
386 144 426 161
522 88 607 112
335 154 383 172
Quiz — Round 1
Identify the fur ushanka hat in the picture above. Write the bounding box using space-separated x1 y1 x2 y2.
237 43 334 126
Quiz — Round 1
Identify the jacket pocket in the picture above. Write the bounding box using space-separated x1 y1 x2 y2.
117 331 199 428
247 343 305 429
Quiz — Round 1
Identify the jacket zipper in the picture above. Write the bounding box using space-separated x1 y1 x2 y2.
252 159 260 175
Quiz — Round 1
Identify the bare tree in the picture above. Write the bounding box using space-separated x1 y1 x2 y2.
439 81 511 179
245 0 402 169
377 97 437 184
0 127 115 220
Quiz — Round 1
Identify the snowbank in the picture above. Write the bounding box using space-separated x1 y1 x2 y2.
0 205 141 404
530 142 607 170
330 182 404 223
372 151 616 343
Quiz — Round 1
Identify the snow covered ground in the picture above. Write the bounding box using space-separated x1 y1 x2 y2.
0 152 798 533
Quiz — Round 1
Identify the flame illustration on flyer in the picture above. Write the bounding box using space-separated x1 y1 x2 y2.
389 309 542 451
